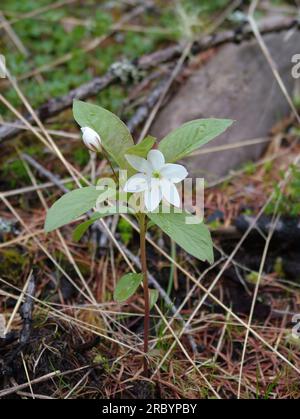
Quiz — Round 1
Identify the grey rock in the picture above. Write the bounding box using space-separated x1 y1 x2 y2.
150 31 300 181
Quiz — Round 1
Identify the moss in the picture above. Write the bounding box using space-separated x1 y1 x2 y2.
1 159 30 188
73 147 90 167
0 248 28 283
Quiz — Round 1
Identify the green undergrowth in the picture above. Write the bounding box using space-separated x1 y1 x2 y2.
266 164 300 217
0 0 241 119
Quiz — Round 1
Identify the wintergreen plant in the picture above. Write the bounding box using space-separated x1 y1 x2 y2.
44 99 233 375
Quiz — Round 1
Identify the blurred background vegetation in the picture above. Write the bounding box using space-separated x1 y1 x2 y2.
0 0 231 117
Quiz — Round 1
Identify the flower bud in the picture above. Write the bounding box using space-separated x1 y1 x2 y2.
81 127 102 152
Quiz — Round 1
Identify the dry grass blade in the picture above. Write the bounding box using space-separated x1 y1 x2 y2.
20 352 35 399
237 214 280 398
0 371 60 398
248 2 300 124
0 194 95 303
0 277 144 355
4 270 33 336
0 366 92 398
153 303 222 399
1 0 299 398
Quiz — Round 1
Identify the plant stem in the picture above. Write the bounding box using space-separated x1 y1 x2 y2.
101 147 118 184
166 239 176 297
139 214 150 377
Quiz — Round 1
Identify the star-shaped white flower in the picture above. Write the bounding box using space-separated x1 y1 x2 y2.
123 149 188 212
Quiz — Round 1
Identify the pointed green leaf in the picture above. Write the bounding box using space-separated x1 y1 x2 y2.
149 289 159 309
72 204 130 242
125 135 156 158
158 119 234 162
44 186 114 232
114 273 143 303
148 211 214 264
73 100 134 169
73 208 114 242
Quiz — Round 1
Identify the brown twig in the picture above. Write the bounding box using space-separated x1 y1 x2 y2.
19 272 36 346
126 74 172 133
0 16 297 142
21 153 69 193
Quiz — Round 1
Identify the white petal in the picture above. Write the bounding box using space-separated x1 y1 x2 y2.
147 150 165 171
144 183 162 212
81 127 100 142
160 179 181 207
125 154 151 173
160 163 188 183
123 174 149 193
81 127 101 152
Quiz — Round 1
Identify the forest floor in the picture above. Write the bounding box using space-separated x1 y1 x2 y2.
0 0 300 399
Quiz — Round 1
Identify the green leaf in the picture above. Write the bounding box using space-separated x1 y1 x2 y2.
125 135 156 158
148 211 214 264
72 204 130 242
73 100 134 169
114 273 143 303
158 119 234 162
73 207 114 242
44 186 114 232
149 289 159 309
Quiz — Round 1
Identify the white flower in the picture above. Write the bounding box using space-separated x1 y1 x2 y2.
124 149 188 212
81 127 102 152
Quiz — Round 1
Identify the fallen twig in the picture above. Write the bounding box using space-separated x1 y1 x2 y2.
0 371 60 398
19 272 36 346
0 366 90 398
0 16 297 141
126 74 172 133
21 153 69 193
